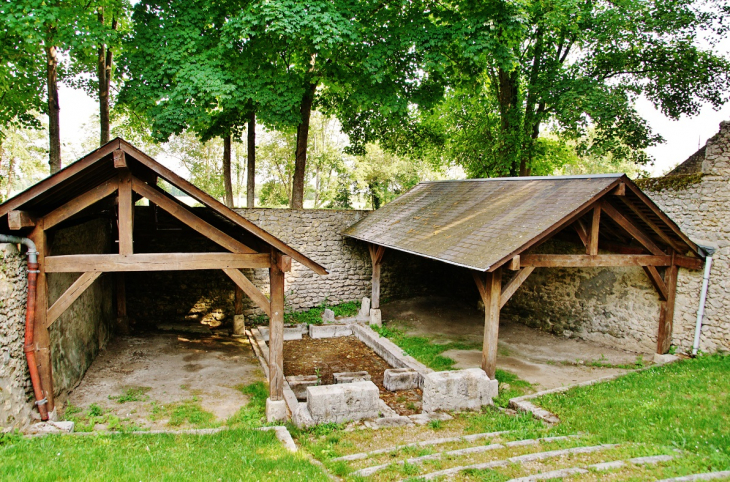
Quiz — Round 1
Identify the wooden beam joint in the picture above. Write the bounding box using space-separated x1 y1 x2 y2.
8 210 36 230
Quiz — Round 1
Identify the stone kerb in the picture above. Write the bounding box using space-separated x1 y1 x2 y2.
422 368 499 413
305 381 380 424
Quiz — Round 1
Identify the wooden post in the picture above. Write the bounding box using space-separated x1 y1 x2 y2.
369 244 385 309
234 287 243 316
268 251 285 401
118 172 134 255
115 273 129 334
481 268 502 379
657 262 679 354
29 220 55 412
588 205 601 256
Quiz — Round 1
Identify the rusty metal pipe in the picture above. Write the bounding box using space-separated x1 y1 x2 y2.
0 235 48 420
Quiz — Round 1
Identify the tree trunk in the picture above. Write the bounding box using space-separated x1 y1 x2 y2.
497 68 520 176
223 134 233 207
46 43 61 174
290 82 317 209
247 112 256 208
98 13 117 146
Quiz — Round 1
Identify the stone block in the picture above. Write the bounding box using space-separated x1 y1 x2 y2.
334 371 371 384
293 402 315 428
383 368 420 391
422 368 498 413
408 412 453 425
233 315 246 335
653 353 680 365
286 375 319 401
364 416 413 429
370 308 382 327
266 398 287 423
358 297 371 321
306 381 380 424
258 326 303 341
322 309 335 322
309 324 352 339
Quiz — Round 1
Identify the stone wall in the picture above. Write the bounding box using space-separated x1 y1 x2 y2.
126 208 437 327
0 243 34 430
503 121 730 354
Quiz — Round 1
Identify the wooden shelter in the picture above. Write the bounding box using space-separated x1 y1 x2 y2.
344 174 706 378
0 138 327 413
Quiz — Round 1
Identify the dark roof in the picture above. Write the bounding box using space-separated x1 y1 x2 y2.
344 174 700 271
0 138 327 275
665 146 706 176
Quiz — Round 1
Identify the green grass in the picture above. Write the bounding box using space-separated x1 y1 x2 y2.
63 404 128 432
150 397 218 428
108 386 151 404
0 429 329 481
227 381 269 428
252 300 361 326
373 323 533 405
539 353 730 468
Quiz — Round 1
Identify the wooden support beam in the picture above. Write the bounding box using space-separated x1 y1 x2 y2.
481 268 502 379
131 178 256 254
113 149 127 169
118 172 134 255
45 253 272 272
675 255 703 270
234 287 243 316
222 268 272 317
42 178 118 230
618 197 684 253
279 255 292 273
521 254 671 267
268 251 286 401
657 263 679 354
588 205 601 256
601 202 664 255
500 267 535 309
29 220 54 411
507 256 520 271
46 272 102 327
643 266 668 301
369 244 386 309
574 220 588 247
8 210 36 230
612 182 626 196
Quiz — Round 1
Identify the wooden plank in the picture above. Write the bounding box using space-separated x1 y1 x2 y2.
657 263 679 354
29 220 54 411
618 197 684 253
118 172 134 255
500 267 535 309
642 266 668 301
269 251 285 401
45 253 272 272
674 255 703 270
8 210 36 230
588 205 601 256
601 201 665 255
131 178 256 254
42 178 118 230
222 268 272 317
482 267 502 379
46 272 102 327
113 149 127 168
0 139 121 218
120 141 328 275
507 256 520 271
520 254 671 267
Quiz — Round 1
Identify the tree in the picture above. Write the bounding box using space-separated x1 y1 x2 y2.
413 0 730 177
0 121 48 202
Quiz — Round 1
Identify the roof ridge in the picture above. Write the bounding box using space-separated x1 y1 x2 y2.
421 174 624 183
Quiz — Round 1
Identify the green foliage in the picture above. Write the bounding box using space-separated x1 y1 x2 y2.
63 403 124 432
108 386 151 404
0 120 48 202
227 381 268 429
150 398 218 428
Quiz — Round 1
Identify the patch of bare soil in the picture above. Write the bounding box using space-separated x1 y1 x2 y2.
65 332 263 429
283 335 422 415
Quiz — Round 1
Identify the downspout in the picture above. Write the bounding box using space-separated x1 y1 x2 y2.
692 246 715 356
0 234 49 420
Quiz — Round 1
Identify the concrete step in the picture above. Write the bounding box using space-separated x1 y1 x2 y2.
352 435 580 477
408 443 618 481
331 430 512 462
656 471 730 482
506 454 674 482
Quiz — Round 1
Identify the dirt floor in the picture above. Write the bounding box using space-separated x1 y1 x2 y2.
382 296 653 391
65 332 263 429
283 336 422 415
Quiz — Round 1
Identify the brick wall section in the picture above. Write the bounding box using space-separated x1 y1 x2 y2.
503 121 730 354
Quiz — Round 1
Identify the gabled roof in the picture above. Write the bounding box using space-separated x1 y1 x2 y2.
344 174 702 272
0 138 327 275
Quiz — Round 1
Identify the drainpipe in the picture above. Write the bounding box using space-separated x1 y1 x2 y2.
0 234 49 420
692 246 715 357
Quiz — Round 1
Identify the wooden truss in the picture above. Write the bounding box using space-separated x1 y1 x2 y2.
12 148 296 412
